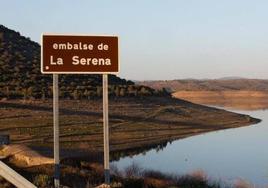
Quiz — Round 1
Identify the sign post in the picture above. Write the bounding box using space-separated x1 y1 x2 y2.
103 74 110 184
53 74 60 188
41 34 119 186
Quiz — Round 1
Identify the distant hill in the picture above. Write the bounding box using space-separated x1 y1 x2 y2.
218 77 246 80
0 25 169 99
138 79 268 92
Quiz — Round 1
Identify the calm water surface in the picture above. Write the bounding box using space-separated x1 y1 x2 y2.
112 108 268 186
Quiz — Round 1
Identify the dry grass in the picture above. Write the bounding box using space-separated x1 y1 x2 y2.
0 160 264 188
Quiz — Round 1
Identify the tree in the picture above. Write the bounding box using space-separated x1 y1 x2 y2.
72 90 79 100
127 85 137 97
140 87 152 96
119 88 126 97
27 87 33 98
84 90 91 100
4 86 10 98
115 86 120 97
41 88 46 100
96 86 102 97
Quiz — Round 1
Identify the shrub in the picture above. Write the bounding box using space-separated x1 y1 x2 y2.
33 174 52 187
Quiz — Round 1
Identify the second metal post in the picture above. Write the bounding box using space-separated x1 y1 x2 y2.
103 74 110 184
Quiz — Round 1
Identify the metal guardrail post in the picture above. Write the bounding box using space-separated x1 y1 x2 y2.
0 161 37 188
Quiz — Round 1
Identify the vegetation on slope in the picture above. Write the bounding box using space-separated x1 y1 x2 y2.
0 158 256 188
0 25 170 100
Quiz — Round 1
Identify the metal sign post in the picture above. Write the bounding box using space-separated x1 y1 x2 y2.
53 74 60 188
42 34 119 186
103 74 110 184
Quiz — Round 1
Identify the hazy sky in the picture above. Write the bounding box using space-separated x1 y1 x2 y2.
1 1 268 80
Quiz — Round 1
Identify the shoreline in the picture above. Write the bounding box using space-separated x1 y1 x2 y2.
0 97 260 161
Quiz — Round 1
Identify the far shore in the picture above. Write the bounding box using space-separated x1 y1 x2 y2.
173 90 268 110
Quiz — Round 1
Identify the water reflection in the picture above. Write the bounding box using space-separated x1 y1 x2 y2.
111 140 172 161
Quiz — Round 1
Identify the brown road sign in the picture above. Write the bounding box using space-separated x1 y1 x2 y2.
41 34 119 74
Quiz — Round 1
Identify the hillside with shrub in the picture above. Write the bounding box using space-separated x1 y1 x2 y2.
0 25 170 100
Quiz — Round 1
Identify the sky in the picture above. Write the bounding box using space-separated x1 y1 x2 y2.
1 0 268 80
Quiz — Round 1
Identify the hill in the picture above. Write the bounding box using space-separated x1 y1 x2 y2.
138 79 268 110
0 25 169 99
137 79 268 92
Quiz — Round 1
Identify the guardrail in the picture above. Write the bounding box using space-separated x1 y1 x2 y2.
0 161 37 188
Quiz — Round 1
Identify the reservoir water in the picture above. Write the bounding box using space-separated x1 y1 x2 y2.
112 108 268 186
